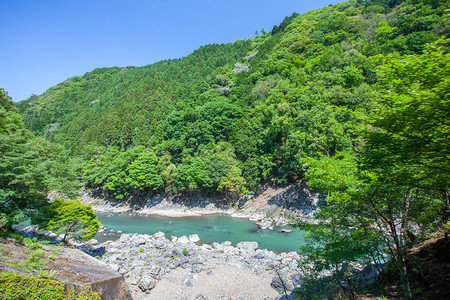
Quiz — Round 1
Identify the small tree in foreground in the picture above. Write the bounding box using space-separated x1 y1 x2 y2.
34 198 100 244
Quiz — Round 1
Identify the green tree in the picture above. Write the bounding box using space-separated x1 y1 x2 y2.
0 89 24 134
365 38 450 190
0 89 47 229
0 133 47 229
126 149 163 190
33 198 100 244
304 151 445 299
172 157 213 193
300 39 449 299
217 166 248 199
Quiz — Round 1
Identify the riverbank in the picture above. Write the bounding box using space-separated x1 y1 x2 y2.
84 232 305 299
79 183 323 230
75 183 324 298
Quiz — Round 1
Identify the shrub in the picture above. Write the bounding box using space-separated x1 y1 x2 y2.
27 249 45 269
0 272 100 300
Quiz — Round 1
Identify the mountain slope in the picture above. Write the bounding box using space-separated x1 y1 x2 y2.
16 0 449 198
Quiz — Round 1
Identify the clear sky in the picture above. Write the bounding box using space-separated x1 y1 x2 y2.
0 0 343 101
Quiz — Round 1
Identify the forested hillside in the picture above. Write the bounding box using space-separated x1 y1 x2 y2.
16 0 448 199
5 0 450 298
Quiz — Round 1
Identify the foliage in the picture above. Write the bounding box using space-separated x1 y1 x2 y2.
298 39 449 299
23 237 50 250
27 249 46 269
0 89 24 134
365 38 450 190
1 1 450 296
217 166 248 198
14 0 448 200
1 89 85 230
33 198 100 243
0 90 48 229
0 272 100 300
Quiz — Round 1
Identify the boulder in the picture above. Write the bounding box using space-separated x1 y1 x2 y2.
153 232 165 240
184 273 195 287
236 241 258 251
138 273 157 293
191 265 202 273
212 242 222 250
226 256 243 268
288 260 298 270
253 251 267 259
196 254 208 264
44 245 132 299
172 248 185 257
177 236 190 244
271 276 285 293
86 239 98 245
189 234 200 243
257 219 274 230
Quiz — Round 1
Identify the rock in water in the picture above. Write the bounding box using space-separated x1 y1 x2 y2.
280 229 294 233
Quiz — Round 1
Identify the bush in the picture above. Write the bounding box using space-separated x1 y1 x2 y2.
0 272 100 300
27 249 45 269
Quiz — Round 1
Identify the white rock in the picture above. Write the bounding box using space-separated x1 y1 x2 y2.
152 232 165 240
236 241 259 250
86 238 98 245
201 244 213 251
171 236 178 242
188 234 200 243
177 236 190 244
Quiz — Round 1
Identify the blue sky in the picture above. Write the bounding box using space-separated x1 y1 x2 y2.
0 0 343 101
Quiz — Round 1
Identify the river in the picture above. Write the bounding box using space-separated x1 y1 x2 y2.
96 213 306 252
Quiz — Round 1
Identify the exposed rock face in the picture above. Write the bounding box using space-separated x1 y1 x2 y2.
45 246 132 300
91 232 304 299
49 123 59 131
1 233 132 300
80 182 324 231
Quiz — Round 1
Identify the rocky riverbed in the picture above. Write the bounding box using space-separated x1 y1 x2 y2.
83 232 305 299
20 223 381 300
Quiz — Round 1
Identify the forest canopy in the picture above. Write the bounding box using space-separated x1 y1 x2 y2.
3 1 449 298
14 0 449 199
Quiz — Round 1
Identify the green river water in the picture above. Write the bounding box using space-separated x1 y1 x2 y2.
96 213 306 252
